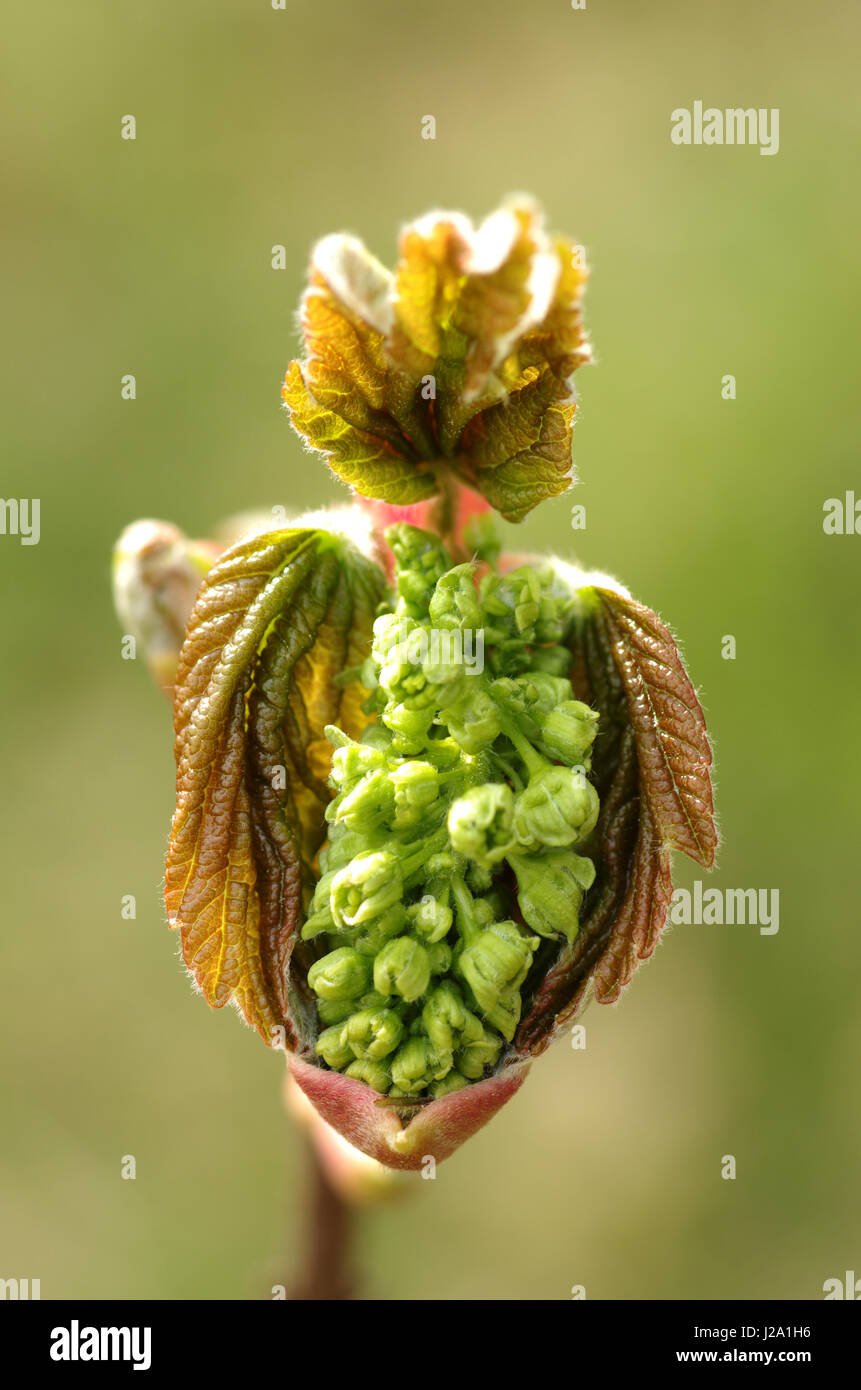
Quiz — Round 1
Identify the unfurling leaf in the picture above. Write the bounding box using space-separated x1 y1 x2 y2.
165 526 386 1044
283 198 591 522
517 577 716 1053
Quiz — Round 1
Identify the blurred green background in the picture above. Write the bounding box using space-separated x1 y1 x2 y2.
2 0 859 1300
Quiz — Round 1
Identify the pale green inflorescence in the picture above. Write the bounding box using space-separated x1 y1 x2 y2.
301 524 601 1098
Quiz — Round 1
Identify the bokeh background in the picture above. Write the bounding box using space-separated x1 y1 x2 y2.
2 0 859 1300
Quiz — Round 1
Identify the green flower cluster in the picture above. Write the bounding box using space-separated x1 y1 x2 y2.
301 525 601 1098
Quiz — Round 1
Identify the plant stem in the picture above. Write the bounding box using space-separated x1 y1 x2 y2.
289 1139 355 1300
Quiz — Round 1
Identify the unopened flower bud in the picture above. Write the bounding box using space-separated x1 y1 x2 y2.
447 783 515 867
513 766 600 850
441 688 502 753
538 700 599 763
390 1036 451 1095
428 563 482 631
508 848 596 942
315 1024 355 1070
422 983 483 1055
456 920 539 1015
344 1058 391 1093
483 985 522 1042
316 996 357 1027
342 1007 405 1061
308 947 373 1002
327 736 389 792
389 760 440 828
382 701 436 754
373 935 432 1002
455 1025 503 1079
430 1070 470 1099
427 941 452 975
331 852 403 927
347 904 407 957
329 768 395 831
406 895 453 943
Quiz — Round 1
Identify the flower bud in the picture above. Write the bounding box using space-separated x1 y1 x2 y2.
315 1024 355 1070
385 523 451 617
344 1058 391 1093
529 644 574 677
514 673 573 715
381 701 436 754
447 783 515 867
456 920 539 1015
455 1025 504 1079
430 1070 471 1099
389 760 440 828
406 895 453 943
427 941 452 975
513 766 600 850
390 1036 451 1095
440 688 502 754
331 852 403 927
428 563 482 631
483 986 522 1042
373 935 432 1002
508 848 596 942
308 947 373 1002
422 983 483 1055
538 700 599 764
342 1007 405 1061
328 737 389 792
346 904 407 957
316 997 356 1027
329 768 395 832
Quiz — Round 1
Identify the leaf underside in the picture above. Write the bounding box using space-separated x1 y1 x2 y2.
165 528 385 1045
517 586 716 1053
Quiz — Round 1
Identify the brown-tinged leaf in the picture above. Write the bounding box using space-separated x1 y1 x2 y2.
516 576 716 1053
282 199 591 521
165 526 386 1045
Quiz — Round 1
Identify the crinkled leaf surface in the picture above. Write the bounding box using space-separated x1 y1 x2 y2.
283 199 591 522
517 581 716 1054
165 527 385 1045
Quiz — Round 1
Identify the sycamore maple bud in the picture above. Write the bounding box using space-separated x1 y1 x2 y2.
315 1024 356 1070
406 895 454 944
447 783 515 867
342 1007 405 1061
385 523 451 618
308 948 373 1002
328 736 390 793
456 920 539 1017
373 935 432 1003
538 700 600 764
430 1070 471 1100
381 701 436 754
507 848 597 943
456 1024 504 1079
440 688 502 754
422 983 484 1056
389 760 440 828
390 1036 452 1095
329 768 396 832
345 904 407 957
331 852 404 927
513 766 600 850
344 1058 391 1093
428 562 483 631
